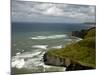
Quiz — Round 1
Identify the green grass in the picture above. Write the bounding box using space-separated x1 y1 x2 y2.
84 28 96 38
47 27 96 68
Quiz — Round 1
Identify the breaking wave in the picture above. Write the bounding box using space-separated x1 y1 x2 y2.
32 45 48 49
30 34 67 40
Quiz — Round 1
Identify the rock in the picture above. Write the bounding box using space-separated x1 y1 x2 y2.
43 53 71 67
72 27 96 38
72 29 87 38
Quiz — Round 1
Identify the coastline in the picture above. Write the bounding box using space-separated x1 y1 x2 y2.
43 27 96 71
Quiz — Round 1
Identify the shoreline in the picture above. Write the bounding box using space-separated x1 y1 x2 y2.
43 27 96 71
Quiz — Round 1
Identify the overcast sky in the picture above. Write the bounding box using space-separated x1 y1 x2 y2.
12 0 96 23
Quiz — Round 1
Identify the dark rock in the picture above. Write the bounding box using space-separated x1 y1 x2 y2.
72 29 87 38
72 27 96 38
43 53 71 67
66 62 94 71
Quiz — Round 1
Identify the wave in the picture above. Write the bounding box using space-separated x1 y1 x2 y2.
30 34 67 40
51 45 62 49
12 59 25 69
12 44 65 69
16 52 21 55
32 45 48 49
12 51 43 69
12 48 66 71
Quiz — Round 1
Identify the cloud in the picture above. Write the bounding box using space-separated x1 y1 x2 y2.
42 5 64 16
12 0 96 23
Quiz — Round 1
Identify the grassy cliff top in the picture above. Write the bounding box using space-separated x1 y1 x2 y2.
47 27 96 68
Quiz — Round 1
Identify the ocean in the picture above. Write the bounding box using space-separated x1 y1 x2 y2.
11 22 92 74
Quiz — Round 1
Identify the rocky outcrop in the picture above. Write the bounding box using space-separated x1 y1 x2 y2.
43 53 70 67
72 29 88 38
72 27 96 38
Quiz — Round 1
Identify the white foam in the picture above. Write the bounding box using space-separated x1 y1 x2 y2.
31 36 47 39
12 59 25 69
51 45 62 49
12 50 66 71
24 58 42 68
16 52 21 55
12 51 43 69
77 38 83 41
30 34 66 40
32 45 48 49
64 39 72 41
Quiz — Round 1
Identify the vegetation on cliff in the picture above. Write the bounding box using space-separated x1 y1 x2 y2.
45 27 96 69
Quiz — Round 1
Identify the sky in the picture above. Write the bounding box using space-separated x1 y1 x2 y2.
12 0 96 23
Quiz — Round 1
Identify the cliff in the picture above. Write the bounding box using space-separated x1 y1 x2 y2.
43 27 96 71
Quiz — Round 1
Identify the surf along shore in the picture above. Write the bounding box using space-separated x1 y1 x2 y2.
43 27 96 71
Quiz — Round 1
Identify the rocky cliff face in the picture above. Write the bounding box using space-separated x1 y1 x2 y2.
72 27 95 38
43 53 94 71
72 30 88 38
72 29 87 38
43 53 71 67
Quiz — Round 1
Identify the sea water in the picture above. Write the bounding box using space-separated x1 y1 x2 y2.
11 22 92 74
